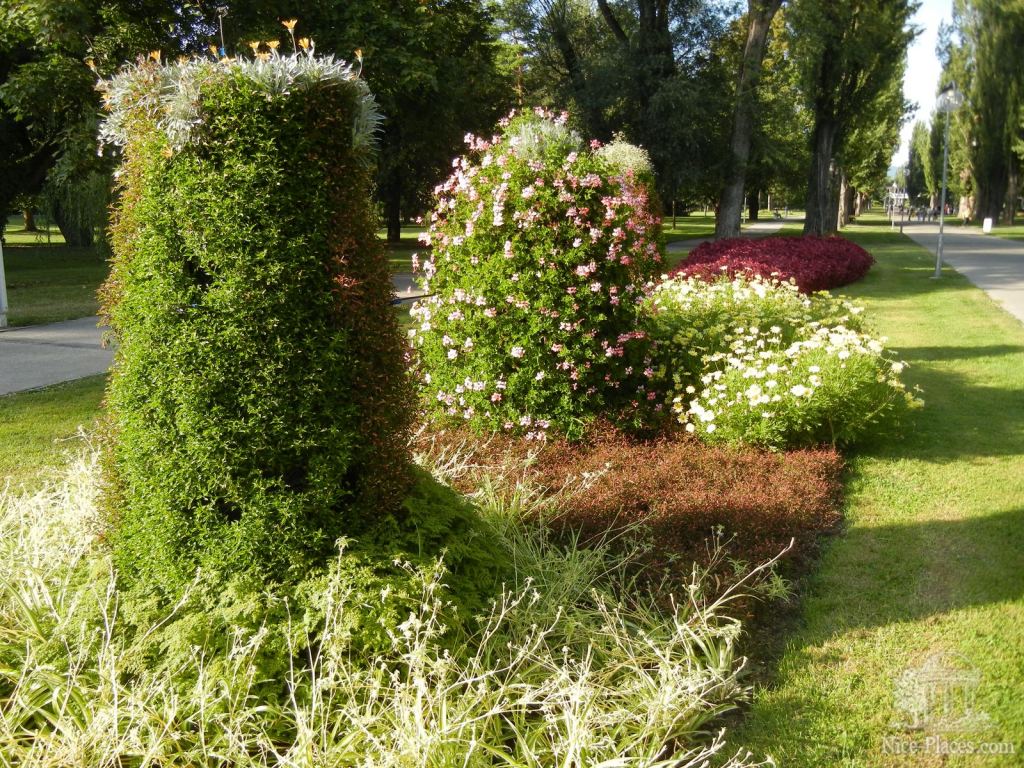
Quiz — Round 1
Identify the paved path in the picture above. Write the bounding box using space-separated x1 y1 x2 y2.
0 274 427 396
903 221 1024 326
0 317 113 396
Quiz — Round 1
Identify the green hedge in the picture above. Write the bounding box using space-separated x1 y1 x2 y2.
100 54 413 596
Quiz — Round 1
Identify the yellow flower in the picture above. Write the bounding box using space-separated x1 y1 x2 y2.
281 19 297 31
248 40 261 54
298 37 311 50
354 48 363 62
256 52 270 61
84 57 96 72
149 50 161 63
208 44 218 56
266 40 280 50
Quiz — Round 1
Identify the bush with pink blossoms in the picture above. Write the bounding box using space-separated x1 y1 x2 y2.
410 111 664 440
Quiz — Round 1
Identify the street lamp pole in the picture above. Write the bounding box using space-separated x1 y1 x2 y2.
0 234 7 328
934 82 963 279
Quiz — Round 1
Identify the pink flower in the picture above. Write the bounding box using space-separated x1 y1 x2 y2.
511 346 525 358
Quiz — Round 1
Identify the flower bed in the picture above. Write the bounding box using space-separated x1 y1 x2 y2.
671 236 875 292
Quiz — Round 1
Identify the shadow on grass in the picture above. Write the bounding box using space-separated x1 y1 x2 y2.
802 506 1024 633
852 361 1024 463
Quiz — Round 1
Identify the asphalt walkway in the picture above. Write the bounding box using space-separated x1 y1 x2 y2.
902 221 1024 326
0 317 113 396
4 221 1021 395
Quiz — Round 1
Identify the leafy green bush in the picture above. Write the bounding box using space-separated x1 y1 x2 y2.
410 110 664 440
99 53 413 597
646 275 921 448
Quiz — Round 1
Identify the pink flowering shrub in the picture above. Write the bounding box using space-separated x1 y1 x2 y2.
672 236 875 293
410 110 663 440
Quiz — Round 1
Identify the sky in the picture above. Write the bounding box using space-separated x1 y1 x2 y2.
893 0 956 166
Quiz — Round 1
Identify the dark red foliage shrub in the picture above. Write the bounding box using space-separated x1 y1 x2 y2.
535 430 843 565
671 236 874 292
416 424 844 566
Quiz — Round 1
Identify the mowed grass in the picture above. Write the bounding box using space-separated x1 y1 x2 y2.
1 244 108 326
731 215 1024 765
378 224 425 273
968 220 1024 242
0 220 425 327
0 375 107 489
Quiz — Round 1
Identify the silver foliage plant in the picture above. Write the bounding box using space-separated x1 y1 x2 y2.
97 50 381 158
596 134 655 179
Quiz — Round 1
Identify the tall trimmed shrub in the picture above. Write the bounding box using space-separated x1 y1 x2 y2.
410 111 664 440
99 53 412 595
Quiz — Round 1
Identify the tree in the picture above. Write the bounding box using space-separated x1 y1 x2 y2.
788 0 916 235
836 66 910 227
0 0 192 245
501 0 736 207
907 121 933 204
948 0 1024 223
714 0 784 239
220 1 511 242
736 9 811 218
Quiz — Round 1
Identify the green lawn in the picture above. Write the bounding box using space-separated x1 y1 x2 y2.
0 375 107 489
663 212 716 243
2 217 66 246
1 244 108 326
969 221 1024 242
732 215 1024 765
378 224 425 272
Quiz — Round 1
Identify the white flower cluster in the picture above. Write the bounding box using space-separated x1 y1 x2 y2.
672 322 918 442
647 274 920 447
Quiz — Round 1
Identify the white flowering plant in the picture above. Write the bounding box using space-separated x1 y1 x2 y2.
646 275 922 448
645 274 866 396
411 110 664 440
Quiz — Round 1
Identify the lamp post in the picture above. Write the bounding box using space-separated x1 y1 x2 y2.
0 231 7 328
934 82 963 279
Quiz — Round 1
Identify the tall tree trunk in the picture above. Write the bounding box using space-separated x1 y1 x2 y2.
714 0 782 240
1005 164 1019 226
22 209 37 232
803 118 839 236
50 198 93 247
747 189 760 221
855 191 868 217
837 173 855 228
